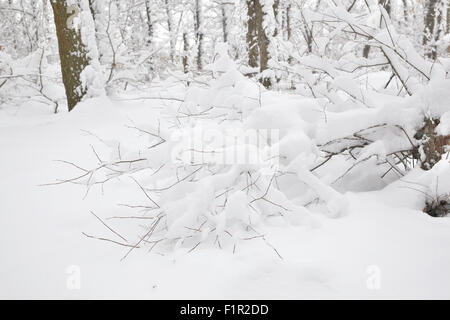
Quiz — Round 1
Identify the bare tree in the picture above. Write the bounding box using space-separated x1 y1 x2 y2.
194 0 204 71
88 0 96 21
220 1 228 42
448 4 450 33
164 0 174 63
255 0 270 88
246 0 270 88
285 3 292 41
50 0 90 111
182 32 189 73
272 0 280 37
414 118 450 170
144 0 153 45
246 0 259 69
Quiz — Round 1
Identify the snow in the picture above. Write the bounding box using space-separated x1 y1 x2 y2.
1 0 450 300
437 112 450 136
1 79 450 299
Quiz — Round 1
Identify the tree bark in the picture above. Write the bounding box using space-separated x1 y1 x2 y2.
401 0 409 24
50 0 90 111
286 5 292 40
447 5 450 33
414 118 450 170
272 0 280 38
255 0 270 88
246 0 270 88
246 0 259 69
88 0 96 21
144 0 153 45
286 4 292 63
221 3 228 43
423 0 443 60
182 32 189 74
194 0 204 71
164 0 174 63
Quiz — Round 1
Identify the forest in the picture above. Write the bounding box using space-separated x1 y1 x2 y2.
0 0 449 299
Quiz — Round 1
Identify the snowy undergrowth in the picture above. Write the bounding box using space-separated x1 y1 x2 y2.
50 43 450 260
2 95 450 298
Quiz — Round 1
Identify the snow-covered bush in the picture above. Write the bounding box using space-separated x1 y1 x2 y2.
0 48 64 112
54 43 350 258
272 3 450 187
52 5 449 259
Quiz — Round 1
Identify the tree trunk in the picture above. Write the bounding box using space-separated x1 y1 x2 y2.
272 0 280 38
221 3 228 43
255 0 270 88
88 0 96 21
286 4 292 40
423 0 443 60
447 5 450 33
286 4 292 63
182 32 189 74
246 0 259 69
246 0 270 88
401 0 409 24
144 0 153 45
164 0 174 63
50 0 90 111
194 0 204 71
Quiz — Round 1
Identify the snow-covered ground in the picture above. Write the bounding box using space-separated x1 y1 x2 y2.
1 89 450 299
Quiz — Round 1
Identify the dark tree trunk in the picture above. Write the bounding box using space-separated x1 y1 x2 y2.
194 0 204 71
88 0 96 21
50 0 90 111
286 4 291 41
247 0 259 69
182 32 189 74
164 0 174 63
246 0 270 88
401 0 409 24
414 118 450 170
286 4 292 64
448 5 450 33
255 0 270 88
221 3 228 43
272 0 280 37
144 0 153 45
423 0 443 60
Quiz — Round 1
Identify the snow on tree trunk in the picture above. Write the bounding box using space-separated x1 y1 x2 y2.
414 118 450 170
88 0 96 20
257 0 270 88
51 0 103 111
423 0 443 60
182 32 189 74
286 4 291 41
246 0 271 88
221 2 228 43
51 0 90 111
247 0 259 69
164 0 174 63
144 0 153 45
272 0 279 38
195 0 204 71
